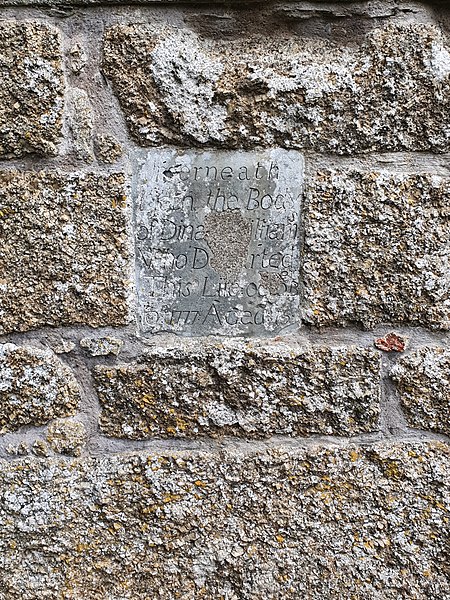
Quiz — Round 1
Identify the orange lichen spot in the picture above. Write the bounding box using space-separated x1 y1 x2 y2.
112 195 127 209
276 535 285 544
140 393 155 405
350 450 360 462
162 493 181 503
194 480 207 488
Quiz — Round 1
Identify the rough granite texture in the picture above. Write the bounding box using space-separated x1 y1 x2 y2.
0 170 131 334
0 343 80 433
80 336 123 356
0 4 448 598
68 88 94 163
391 347 450 436
102 22 450 154
0 442 448 599
46 419 87 456
0 21 63 158
303 171 450 329
95 343 381 439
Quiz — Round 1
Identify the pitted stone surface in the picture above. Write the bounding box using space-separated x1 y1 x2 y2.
46 419 87 456
391 347 450 436
95 342 381 439
68 88 94 163
0 442 448 599
0 171 131 334
103 22 450 154
80 336 123 357
0 344 80 433
0 21 63 158
135 149 303 336
303 171 450 330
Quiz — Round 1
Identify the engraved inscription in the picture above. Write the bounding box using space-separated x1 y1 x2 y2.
135 149 304 336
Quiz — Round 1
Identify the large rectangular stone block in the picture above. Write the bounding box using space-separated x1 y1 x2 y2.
0 21 63 158
0 442 448 599
103 22 450 154
303 171 450 329
391 347 450 436
95 343 381 439
0 171 131 333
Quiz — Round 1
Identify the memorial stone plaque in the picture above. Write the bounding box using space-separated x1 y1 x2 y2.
134 149 304 336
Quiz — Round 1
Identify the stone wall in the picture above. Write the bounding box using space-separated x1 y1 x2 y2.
0 1 449 598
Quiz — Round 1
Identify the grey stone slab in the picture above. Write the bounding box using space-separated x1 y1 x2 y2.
134 149 303 337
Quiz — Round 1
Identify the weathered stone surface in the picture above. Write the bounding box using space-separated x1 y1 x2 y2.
0 170 131 334
0 442 448 599
0 343 80 433
103 22 450 154
95 343 381 439
46 419 87 456
391 347 450 436
135 149 303 336
95 134 123 163
0 21 63 158
68 88 94 163
303 171 450 329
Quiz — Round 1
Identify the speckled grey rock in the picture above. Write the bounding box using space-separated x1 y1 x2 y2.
94 134 123 163
0 21 63 158
0 442 448 599
80 336 123 357
68 88 94 163
0 170 131 334
303 171 450 330
103 22 450 154
0 343 80 433
95 342 381 439
391 347 450 436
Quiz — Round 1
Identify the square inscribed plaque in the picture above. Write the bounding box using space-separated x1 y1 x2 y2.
134 149 304 336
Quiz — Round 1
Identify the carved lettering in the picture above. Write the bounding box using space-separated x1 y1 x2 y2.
135 150 304 336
